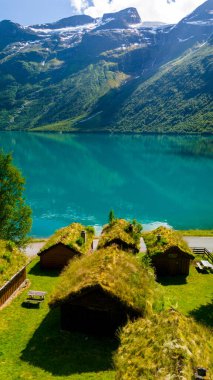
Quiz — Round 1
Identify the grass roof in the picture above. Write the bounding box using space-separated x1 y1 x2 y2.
0 240 27 288
39 223 95 256
143 226 194 258
97 219 142 252
49 246 162 315
114 309 213 380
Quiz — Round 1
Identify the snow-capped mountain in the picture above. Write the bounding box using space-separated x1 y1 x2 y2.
0 1 212 133
1 2 212 57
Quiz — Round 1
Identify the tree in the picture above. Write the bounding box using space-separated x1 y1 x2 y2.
108 209 115 224
0 151 32 246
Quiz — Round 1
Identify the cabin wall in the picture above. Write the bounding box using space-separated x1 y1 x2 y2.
40 245 79 270
152 250 191 276
105 239 138 253
0 267 26 307
60 288 139 335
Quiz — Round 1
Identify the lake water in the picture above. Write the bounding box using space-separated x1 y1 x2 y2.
0 132 212 237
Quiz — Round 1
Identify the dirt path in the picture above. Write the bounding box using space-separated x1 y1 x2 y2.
183 236 213 252
23 242 46 257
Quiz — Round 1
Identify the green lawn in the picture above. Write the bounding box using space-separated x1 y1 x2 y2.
179 229 213 237
0 258 117 380
159 260 213 327
0 257 212 380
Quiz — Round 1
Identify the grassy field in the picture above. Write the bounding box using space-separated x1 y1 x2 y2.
159 259 213 327
0 256 212 380
179 229 213 237
0 258 117 380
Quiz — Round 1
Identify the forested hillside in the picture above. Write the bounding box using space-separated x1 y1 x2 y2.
0 1 212 133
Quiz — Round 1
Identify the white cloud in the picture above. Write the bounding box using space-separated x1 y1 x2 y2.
69 0 207 23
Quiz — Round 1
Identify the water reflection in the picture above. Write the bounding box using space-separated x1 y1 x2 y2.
0 132 212 236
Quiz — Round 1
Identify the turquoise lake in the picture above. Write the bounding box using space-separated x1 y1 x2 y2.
0 132 212 236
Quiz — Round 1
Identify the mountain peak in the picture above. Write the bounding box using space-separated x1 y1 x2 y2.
96 7 141 30
103 7 141 23
31 14 95 30
102 7 141 25
0 19 37 49
181 0 213 24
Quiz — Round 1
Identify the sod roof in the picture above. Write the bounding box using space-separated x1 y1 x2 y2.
97 219 142 252
114 309 213 380
49 246 161 315
0 240 27 288
143 226 194 258
39 223 95 256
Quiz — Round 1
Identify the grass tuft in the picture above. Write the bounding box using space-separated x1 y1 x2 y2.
114 309 213 380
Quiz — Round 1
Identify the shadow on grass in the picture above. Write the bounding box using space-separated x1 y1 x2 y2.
21 301 41 309
189 300 213 328
21 308 118 375
157 275 187 286
28 262 60 277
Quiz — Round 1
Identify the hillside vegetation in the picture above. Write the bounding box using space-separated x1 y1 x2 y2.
110 43 213 133
2 42 211 134
0 240 26 287
0 2 212 133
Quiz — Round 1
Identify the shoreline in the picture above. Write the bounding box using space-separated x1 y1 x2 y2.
1 130 213 136
28 229 213 242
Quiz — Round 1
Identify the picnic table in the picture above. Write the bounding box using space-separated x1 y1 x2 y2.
200 260 213 271
196 260 213 273
24 290 47 308
27 290 47 300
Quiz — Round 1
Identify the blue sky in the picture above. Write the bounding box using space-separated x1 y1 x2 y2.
0 0 206 25
0 0 73 25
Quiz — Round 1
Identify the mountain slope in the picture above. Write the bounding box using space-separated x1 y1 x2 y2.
110 41 213 133
0 20 38 50
0 2 212 133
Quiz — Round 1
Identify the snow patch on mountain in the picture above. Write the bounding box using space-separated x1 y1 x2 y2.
29 23 97 34
185 20 213 26
178 36 194 42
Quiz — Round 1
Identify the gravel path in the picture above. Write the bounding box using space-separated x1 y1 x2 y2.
23 236 213 258
23 242 46 257
183 236 213 252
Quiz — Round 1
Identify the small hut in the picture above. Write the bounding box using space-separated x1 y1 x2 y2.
144 227 194 276
114 309 213 380
38 223 94 270
49 246 158 335
0 240 27 307
97 219 142 253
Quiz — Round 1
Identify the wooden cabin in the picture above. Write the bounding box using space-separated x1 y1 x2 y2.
38 223 94 270
49 246 157 335
59 284 140 335
97 219 142 253
0 240 27 307
144 227 194 276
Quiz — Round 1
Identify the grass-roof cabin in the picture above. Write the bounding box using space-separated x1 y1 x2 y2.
0 240 27 307
97 219 142 253
114 309 213 380
49 246 159 335
38 223 94 270
144 227 194 276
